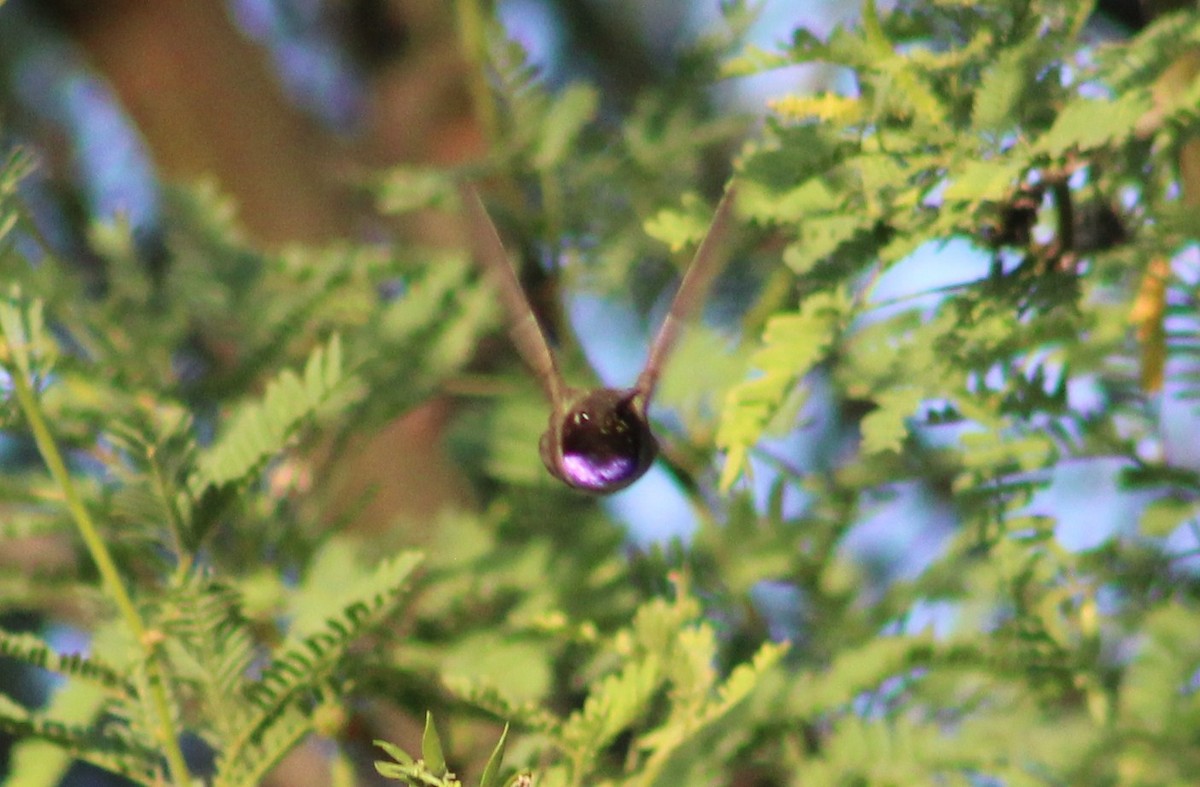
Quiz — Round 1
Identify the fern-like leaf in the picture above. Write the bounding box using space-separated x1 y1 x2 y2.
769 92 865 125
216 551 422 783
635 641 788 785
154 572 258 744
441 679 561 734
190 335 357 491
860 387 925 455
717 290 851 489
558 655 663 768
0 692 162 784
215 701 316 787
1033 90 1153 157
0 629 128 691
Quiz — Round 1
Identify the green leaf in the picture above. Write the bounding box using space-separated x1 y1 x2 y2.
737 177 841 224
784 215 866 274
1034 90 1153 156
0 630 127 690
217 702 316 787
374 739 415 767
722 44 791 77
533 84 599 171
643 193 711 252
190 335 358 492
441 634 552 705
378 168 453 215
559 656 664 761
788 636 933 718
422 712 447 775
1118 604 1200 734
3 679 112 787
717 290 850 489
221 551 423 784
478 724 509 787
958 430 1056 475
1138 496 1198 538
0 295 53 381
770 92 865 125
0 687 161 784
861 387 924 454
480 392 551 485
635 641 787 785
973 44 1035 131
943 156 1028 203
861 0 948 127
860 0 890 60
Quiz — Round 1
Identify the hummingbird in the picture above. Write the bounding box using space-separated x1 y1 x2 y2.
458 180 737 494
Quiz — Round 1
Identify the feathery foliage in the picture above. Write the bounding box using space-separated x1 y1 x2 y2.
2 0 1200 784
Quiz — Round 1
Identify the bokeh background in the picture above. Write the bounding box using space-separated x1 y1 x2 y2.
1 0 1196 783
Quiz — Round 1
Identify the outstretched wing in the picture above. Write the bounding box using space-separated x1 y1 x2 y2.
458 183 566 404
635 182 738 401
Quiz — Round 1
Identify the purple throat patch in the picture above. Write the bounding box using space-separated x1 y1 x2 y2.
559 451 639 490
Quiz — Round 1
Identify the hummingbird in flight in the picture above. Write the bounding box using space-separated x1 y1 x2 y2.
458 180 737 494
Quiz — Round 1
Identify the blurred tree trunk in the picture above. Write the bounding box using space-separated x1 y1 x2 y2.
63 0 351 244
60 0 481 529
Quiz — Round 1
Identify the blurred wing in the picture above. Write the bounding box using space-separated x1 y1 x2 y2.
635 182 738 401
458 183 566 404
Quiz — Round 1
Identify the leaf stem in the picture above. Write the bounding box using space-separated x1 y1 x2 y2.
6 355 192 785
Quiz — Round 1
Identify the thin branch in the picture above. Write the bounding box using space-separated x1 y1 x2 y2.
2 316 192 786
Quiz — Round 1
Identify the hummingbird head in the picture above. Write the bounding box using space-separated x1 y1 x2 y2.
539 388 658 493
